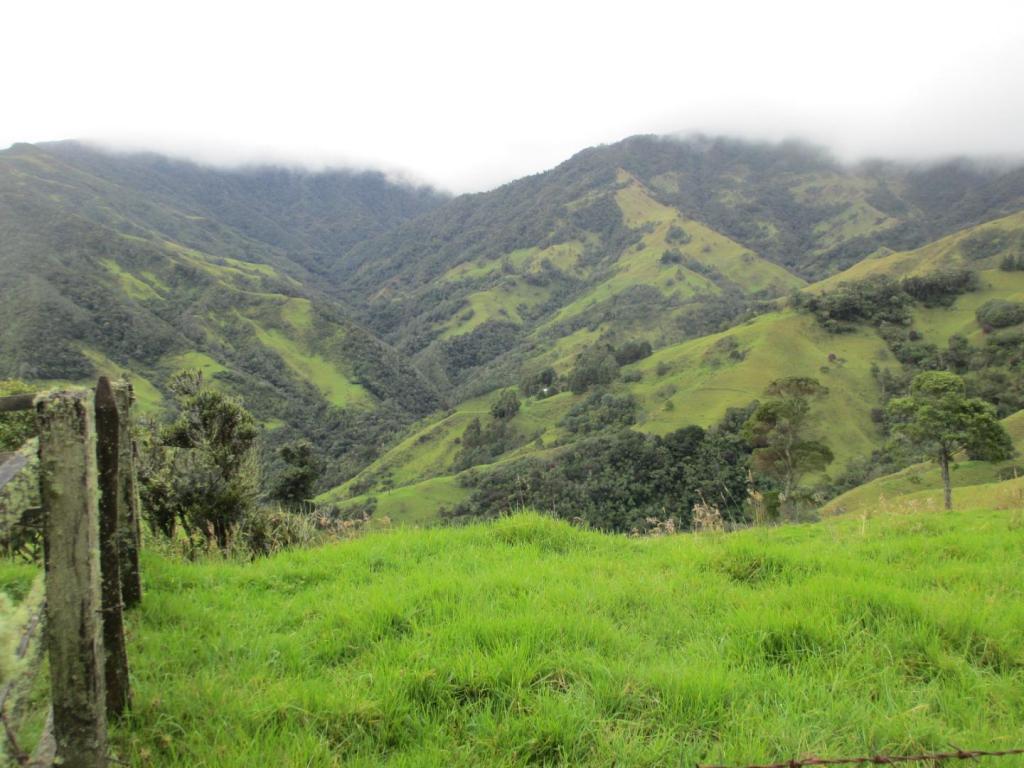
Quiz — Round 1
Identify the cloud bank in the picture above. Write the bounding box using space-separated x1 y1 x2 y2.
4 0 1023 192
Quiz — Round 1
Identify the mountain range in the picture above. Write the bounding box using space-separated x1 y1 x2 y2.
2 135 1023 509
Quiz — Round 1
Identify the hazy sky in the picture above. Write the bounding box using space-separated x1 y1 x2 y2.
4 0 1024 192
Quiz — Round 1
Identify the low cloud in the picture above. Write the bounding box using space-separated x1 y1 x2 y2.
3 0 1022 192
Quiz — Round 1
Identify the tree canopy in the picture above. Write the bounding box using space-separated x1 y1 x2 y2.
886 372 1014 509
743 377 833 500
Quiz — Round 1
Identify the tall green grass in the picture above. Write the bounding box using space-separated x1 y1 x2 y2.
116 509 1024 766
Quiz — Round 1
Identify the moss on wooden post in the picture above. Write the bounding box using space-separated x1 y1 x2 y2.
95 378 131 718
36 389 107 768
111 382 142 609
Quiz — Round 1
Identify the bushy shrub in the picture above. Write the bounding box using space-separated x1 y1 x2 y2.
447 408 755 532
452 416 523 471
520 367 557 397
568 344 620 394
1000 253 1024 271
614 340 653 366
795 276 911 332
239 506 321 557
901 269 978 307
268 440 321 507
0 380 35 451
490 389 521 420
666 225 692 245
138 370 261 549
560 392 637 434
976 299 1024 330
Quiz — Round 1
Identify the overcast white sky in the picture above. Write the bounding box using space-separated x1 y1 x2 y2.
3 0 1024 192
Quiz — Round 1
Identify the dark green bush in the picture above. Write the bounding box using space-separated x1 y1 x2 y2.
560 392 637 434
976 299 1024 330
490 389 521 420
666 225 692 245
568 344 620 394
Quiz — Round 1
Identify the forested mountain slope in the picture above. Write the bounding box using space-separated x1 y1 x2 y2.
323 203 1024 524
341 136 1024 294
332 136 1024 398
38 141 447 273
0 142 444 483
3 135 1024 501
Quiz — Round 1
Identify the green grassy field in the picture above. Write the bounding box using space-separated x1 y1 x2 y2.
113 510 1024 767
347 476 472 526
912 269 1024 346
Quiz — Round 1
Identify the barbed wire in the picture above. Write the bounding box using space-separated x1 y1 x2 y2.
698 746 1024 767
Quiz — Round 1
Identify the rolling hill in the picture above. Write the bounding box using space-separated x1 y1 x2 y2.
327 136 1024 402
319 308 896 522
320 188 1024 523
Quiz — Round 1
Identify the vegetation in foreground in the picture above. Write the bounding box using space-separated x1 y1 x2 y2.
115 510 1024 767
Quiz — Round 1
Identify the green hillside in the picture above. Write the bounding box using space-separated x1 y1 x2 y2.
823 409 1024 516
813 209 1024 290
110 510 1024 766
330 137 1024 407
0 142 443 485
322 309 892 523
340 136 1024 304
4 134 1024 765
5 135 1024 508
344 163 813 402
39 140 448 274
321 198 1024 526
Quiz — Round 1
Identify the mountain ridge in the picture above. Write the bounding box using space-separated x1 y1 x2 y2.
3 133 1024 501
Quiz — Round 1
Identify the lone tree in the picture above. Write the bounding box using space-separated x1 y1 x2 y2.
886 371 1013 510
270 439 321 507
743 377 833 501
490 389 521 421
144 369 261 547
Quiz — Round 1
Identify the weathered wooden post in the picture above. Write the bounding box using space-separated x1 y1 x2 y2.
36 389 108 768
111 381 142 608
94 378 131 718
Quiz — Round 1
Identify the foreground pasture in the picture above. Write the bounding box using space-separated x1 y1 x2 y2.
118 510 1024 766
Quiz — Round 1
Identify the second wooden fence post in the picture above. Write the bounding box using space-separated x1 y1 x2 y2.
111 381 142 609
95 377 131 718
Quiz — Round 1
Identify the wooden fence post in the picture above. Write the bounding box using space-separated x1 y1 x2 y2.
94 378 131 718
110 382 142 609
36 390 107 768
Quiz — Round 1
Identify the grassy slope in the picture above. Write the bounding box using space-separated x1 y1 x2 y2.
325 175 828 521
0 144 431 427
546 174 804 328
792 173 903 254
823 410 1024 515
626 311 886 459
812 210 1024 291
323 210 1024 523
912 269 1024 346
94 236 374 411
420 170 804 352
115 510 1024 767
323 308 891 522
